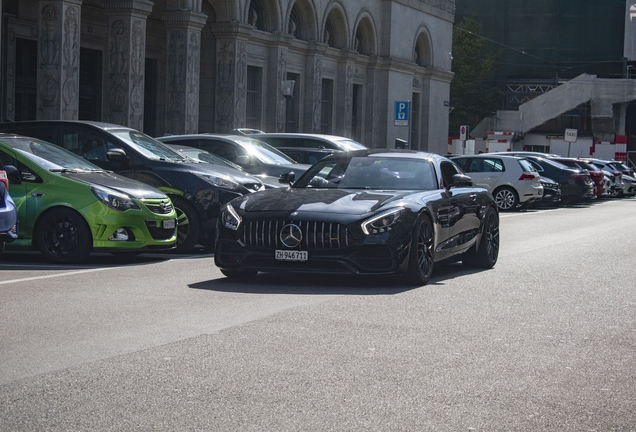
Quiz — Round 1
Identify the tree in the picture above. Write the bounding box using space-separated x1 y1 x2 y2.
449 18 502 136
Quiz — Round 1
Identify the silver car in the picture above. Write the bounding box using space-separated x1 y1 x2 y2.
451 155 543 210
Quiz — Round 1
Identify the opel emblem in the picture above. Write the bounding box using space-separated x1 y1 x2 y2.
280 223 303 248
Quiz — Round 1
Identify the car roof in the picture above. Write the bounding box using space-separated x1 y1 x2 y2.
257 133 355 141
450 154 526 160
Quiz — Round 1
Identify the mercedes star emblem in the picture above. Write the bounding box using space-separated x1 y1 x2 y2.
280 223 303 248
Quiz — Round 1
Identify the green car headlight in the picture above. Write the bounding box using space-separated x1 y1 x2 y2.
222 204 242 231
361 207 404 235
90 185 140 211
197 173 241 191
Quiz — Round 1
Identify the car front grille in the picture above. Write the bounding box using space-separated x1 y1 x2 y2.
143 199 174 215
242 220 352 250
145 220 176 240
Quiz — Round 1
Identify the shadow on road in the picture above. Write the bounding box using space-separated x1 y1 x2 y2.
190 262 488 295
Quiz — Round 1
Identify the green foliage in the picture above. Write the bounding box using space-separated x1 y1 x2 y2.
449 18 502 136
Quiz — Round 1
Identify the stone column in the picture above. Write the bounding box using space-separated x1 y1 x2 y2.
37 0 81 120
209 23 252 133
303 41 327 133
335 50 358 137
266 33 293 133
162 9 206 135
365 57 382 148
104 0 152 130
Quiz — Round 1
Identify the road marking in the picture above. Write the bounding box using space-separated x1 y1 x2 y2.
0 267 114 285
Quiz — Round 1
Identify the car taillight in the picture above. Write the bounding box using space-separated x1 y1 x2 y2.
0 171 8 191
570 174 587 180
519 173 536 180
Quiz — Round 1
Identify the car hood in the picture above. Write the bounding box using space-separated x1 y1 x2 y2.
61 171 167 199
235 188 411 216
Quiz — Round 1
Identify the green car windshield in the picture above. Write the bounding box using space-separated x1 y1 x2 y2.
111 130 189 162
12 138 103 171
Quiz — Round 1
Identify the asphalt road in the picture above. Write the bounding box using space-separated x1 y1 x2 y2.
1 198 635 431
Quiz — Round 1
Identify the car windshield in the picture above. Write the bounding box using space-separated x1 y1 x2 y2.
179 149 246 171
295 156 438 191
235 138 296 164
9 138 102 171
578 162 599 171
111 130 189 162
334 138 367 151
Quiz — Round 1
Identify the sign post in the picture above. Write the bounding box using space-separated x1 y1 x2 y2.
565 128 578 157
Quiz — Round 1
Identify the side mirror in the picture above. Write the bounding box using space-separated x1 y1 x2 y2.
1 165 21 184
450 173 473 188
279 171 295 185
106 148 129 163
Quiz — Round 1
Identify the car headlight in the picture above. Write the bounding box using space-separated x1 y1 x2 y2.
361 207 404 235
197 173 241 191
90 185 140 211
222 204 242 231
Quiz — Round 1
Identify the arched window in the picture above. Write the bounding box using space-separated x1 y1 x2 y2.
289 6 300 39
248 0 264 30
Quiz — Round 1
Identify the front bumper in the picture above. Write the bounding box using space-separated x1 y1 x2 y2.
80 199 177 252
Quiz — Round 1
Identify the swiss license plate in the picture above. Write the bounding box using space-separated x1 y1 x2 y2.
162 219 176 229
275 250 308 261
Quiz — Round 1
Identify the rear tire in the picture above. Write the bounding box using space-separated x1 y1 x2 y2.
463 207 499 268
405 215 435 286
171 196 202 254
493 186 518 211
35 207 92 264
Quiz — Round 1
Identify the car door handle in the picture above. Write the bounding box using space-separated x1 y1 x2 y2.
31 193 44 198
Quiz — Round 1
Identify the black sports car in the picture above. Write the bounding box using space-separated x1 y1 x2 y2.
215 150 500 285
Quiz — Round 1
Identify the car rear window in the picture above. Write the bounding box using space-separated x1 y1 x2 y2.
518 159 537 172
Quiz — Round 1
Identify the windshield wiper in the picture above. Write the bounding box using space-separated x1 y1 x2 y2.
49 168 79 173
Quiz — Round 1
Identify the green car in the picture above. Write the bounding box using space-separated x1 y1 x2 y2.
0 134 177 263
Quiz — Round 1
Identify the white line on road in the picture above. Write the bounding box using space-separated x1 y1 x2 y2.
0 267 114 285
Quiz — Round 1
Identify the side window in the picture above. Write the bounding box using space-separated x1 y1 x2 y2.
10 126 57 144
528 160 544 172
0 149 14 168
307 139 330 149
483 158 504 172
200 140 244 162
453 158 469 171
61 127 112 161
440 161 461 188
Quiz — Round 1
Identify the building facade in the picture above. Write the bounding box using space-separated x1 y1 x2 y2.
1 0 455 154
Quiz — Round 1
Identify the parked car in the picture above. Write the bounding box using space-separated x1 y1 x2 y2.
0 169 18 257
497 153 595 202
537 176 561 206
450 154 543 211
619 174 636 196
276 147 335 165
163 143 281 189
549 157 607 197
256 133 368 152
215 150 499 285
157 134 311 178
582 158 624 197
0 121 266 252
607 161 635 177
0 134 177 263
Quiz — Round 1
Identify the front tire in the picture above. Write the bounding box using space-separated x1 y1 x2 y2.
171 196 202 254
463 207 499 268
35 207 92 264
405 215 435 286
493 186 518 211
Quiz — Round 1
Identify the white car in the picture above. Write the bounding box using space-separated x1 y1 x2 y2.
451 155 543 210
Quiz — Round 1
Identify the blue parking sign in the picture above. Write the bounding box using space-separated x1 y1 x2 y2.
395 101 409 126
